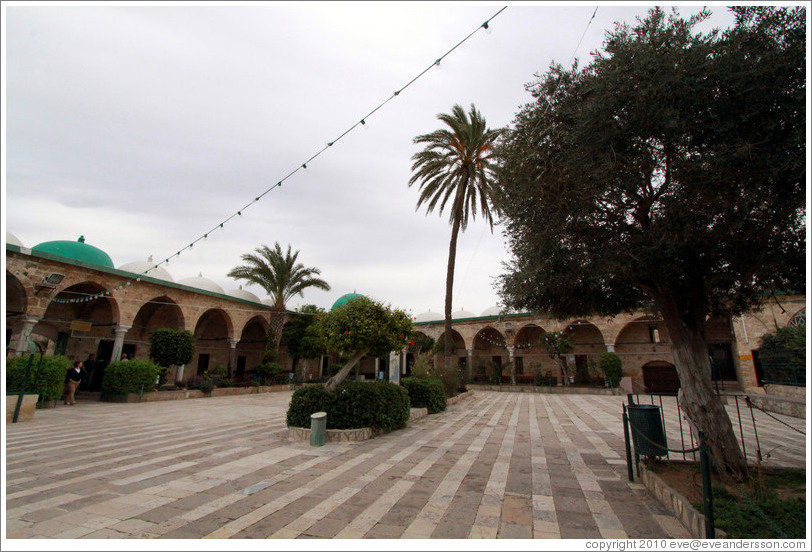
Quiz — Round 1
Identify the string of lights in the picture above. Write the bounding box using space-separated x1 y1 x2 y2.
49 7 509 305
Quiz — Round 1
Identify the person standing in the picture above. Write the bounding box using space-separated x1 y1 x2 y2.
64 361 83 405
81 353 96 391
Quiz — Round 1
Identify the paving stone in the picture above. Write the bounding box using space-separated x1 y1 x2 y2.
7 390 799 542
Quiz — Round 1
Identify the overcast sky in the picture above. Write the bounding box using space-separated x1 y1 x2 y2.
2 1 740 318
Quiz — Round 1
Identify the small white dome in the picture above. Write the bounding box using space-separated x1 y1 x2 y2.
414 310 443 322
481 305 504 317
6 232 23 247
178 273 225 294
227 285 262 303
119 256 174 282
451 308 477 319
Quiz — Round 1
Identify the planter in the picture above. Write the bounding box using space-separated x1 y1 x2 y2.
6 393 39 423
38 399 56 409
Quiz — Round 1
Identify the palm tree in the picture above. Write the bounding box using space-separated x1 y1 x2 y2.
228 243 330 363
408 103 502 371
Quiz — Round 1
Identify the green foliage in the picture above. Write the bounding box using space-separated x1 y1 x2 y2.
409 352 434 379
282 304 327 360
702 484 805 539
496 7 806 322
254 362 282 385
198 379 214 394
402 377 446 414
758 324 806 386
102 359 162 395
320 296 413 359
599 352 623 388
286 381 410 431
435 362 462 397
408 334 435 354
5 354 70 402
149 328 195 368
542 332 573 357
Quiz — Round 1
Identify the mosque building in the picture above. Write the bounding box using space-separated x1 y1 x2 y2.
5 232 805 394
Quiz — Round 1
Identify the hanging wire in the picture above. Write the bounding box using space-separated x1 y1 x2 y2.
48 6 510 304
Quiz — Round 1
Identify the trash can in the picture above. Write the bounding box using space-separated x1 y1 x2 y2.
310 411 327 447
627 404 667 457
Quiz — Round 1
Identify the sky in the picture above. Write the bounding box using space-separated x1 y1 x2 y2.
2 1 742 319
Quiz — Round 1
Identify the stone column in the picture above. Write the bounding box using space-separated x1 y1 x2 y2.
466 348 474 381
228 338 239 378
507 345 516 385
13 316 41 357
111 325 131 363
606 343 615 353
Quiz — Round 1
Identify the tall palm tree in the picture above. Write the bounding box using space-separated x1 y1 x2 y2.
409 103 502 370
228 243 330 363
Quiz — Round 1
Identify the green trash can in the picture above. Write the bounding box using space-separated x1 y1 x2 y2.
627 404 667 457
310 411 327 447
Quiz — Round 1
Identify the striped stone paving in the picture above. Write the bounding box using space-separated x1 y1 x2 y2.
4 390 806 540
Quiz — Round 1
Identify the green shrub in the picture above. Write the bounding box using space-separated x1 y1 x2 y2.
101 359 162 395
437 362 463 396
255 362 282 385
5 354 70 403
409 352 434 379
287 381 409 432
599 352 623 388
402 377 446 414
198 379 214 394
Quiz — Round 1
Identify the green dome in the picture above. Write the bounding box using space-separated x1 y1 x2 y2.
32 236 114 268
331 292 366 311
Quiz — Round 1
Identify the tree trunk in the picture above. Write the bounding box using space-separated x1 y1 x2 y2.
656 291 749 480
443 208 463 373
264 307 287 363
324 351 366 393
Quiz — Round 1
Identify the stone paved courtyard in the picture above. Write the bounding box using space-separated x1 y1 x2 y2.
4 389 806 542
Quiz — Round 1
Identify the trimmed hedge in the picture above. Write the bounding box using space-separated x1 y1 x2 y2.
402 377 446 414
287 381 410 432
5 354 70 402
101 359 162 395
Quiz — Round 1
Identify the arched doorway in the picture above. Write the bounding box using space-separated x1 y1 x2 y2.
562 320 607 384
236 316 269 381
192 309 233 377
642 361 680 394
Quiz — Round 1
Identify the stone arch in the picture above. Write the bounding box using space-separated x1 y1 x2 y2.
511 323 547 379
436 329 467 372
38 281 121 360
5 272 28 354
192 308 234 376
615 316 670 350
471 326 508 380
562 320 607 384
129 296 185 361
234 315 269 379
642 360 680 394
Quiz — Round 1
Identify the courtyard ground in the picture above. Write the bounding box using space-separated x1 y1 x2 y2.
4 390 806 542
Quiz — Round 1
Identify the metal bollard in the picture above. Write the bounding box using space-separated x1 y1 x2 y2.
310 411 327 447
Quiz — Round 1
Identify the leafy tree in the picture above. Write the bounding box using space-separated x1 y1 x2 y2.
149 328 195 383
758 324 806 385
495 7 805 479
228 243 330 363
599 352 623 388
541 331 574 385
282 304 327 359
319 296 413 392
409 104 502 370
